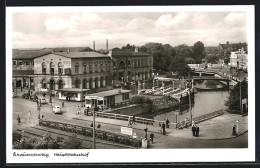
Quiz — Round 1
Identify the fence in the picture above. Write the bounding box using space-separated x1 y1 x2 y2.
39 119 142 148
176 109 224 129
86 111 165 127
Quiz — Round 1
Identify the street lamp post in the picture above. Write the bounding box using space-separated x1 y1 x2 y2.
174 112 178 128
236 120 239 133
93 107 96 149
189 88 192 125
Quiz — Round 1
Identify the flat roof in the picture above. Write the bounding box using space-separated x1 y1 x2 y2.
57 88 90 92
87 89 132 97
55 51 110 58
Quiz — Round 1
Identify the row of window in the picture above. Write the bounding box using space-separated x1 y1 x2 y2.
122 93 130 100
13 60 33 66
75 63 109 74
113 58 152 68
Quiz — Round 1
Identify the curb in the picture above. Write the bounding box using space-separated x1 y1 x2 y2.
209 130 248 140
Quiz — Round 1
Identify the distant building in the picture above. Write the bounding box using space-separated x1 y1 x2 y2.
218 41 247 63
230 47 248 70
108 47 153 83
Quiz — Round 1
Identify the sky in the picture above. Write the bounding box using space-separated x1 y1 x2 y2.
12 12 248 49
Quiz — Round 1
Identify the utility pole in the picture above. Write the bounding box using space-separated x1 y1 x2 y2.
189 88 192 125
93 106 96 149
81 75 83 107
240 81 242 114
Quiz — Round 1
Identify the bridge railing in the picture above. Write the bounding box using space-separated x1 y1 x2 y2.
94 111 165 126
39 119 142 148
176 109 224 129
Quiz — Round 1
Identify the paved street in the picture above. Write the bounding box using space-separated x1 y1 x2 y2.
12 89 248 148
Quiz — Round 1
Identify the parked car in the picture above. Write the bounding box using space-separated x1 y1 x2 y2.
21 93 30 99
39 98 47 104
52 106 61 114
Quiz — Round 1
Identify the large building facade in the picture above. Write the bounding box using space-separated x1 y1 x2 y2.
108 48 153 83
12 47 154 92
33 51 112 91
230 48 248 70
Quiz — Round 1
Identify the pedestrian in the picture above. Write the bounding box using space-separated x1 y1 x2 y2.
17 115 21 125
192 125 196 136
90 122 93 127
232 125 236 135
42 115 44 119
97 123 101 129
28 111 31 123
185 118 188 128
149 131 155 144
144 127 148 139
196 127 200 137
161 122 166 135
62 101 64 107
132 115 136 125
128 117 131 126
43 92 46 97
166 118 170 128
77 106 80 114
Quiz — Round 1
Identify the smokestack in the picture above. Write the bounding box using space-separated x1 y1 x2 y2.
93 41 95 51
106 39 108 52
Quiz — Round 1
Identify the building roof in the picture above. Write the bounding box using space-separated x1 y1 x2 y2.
12 49 52 60
87 89 132 97
55 51 110 59
57 88 90 92
111 51 151 57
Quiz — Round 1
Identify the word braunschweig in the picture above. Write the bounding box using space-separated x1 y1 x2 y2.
13 152 49 158
54 152 89 157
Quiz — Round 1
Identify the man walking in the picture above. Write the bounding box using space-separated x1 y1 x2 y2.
132 115 136 125
17 115 21 125
149 131 155 144
161 122 166 135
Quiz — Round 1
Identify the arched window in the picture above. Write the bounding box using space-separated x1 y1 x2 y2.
83 64 87 74
49 79 55 90
100 77 104 88
75 79 80 88
58 62 63 75
83 79 87 89
95 78 99 88
75 62 79 73
100 63 103 72
42 62 46 74
41 78 47 88
89 78 93 89
118 61 126 69
50 62 55 75
89 64 92 73
58 80 64 89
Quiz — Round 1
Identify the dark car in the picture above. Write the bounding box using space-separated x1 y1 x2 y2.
21 93 30 99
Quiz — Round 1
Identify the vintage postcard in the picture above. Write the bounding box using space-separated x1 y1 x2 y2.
6 6 255 163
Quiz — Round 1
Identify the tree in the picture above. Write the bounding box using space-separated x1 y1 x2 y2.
225 80 248 113
169 56 192 78
205 54 219 64
192 41 206 63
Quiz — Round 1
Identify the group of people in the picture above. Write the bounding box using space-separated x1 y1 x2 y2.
90 122 101 129
191 124 200 137
128 115 136 126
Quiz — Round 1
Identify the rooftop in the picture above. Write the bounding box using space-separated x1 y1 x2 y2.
12 49 52 60
111 50 151 57
87 89 132 97
55 51 110 58
57 88 91 92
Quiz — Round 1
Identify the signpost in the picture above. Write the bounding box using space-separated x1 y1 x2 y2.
121 127 133 136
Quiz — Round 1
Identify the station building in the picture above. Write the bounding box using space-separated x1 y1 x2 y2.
108 48 153 83
33 50 112 91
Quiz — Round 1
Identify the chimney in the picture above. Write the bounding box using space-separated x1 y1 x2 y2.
93 41 95 51
106 39 108 52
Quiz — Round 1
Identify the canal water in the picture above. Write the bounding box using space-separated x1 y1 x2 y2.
139 80 229 123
